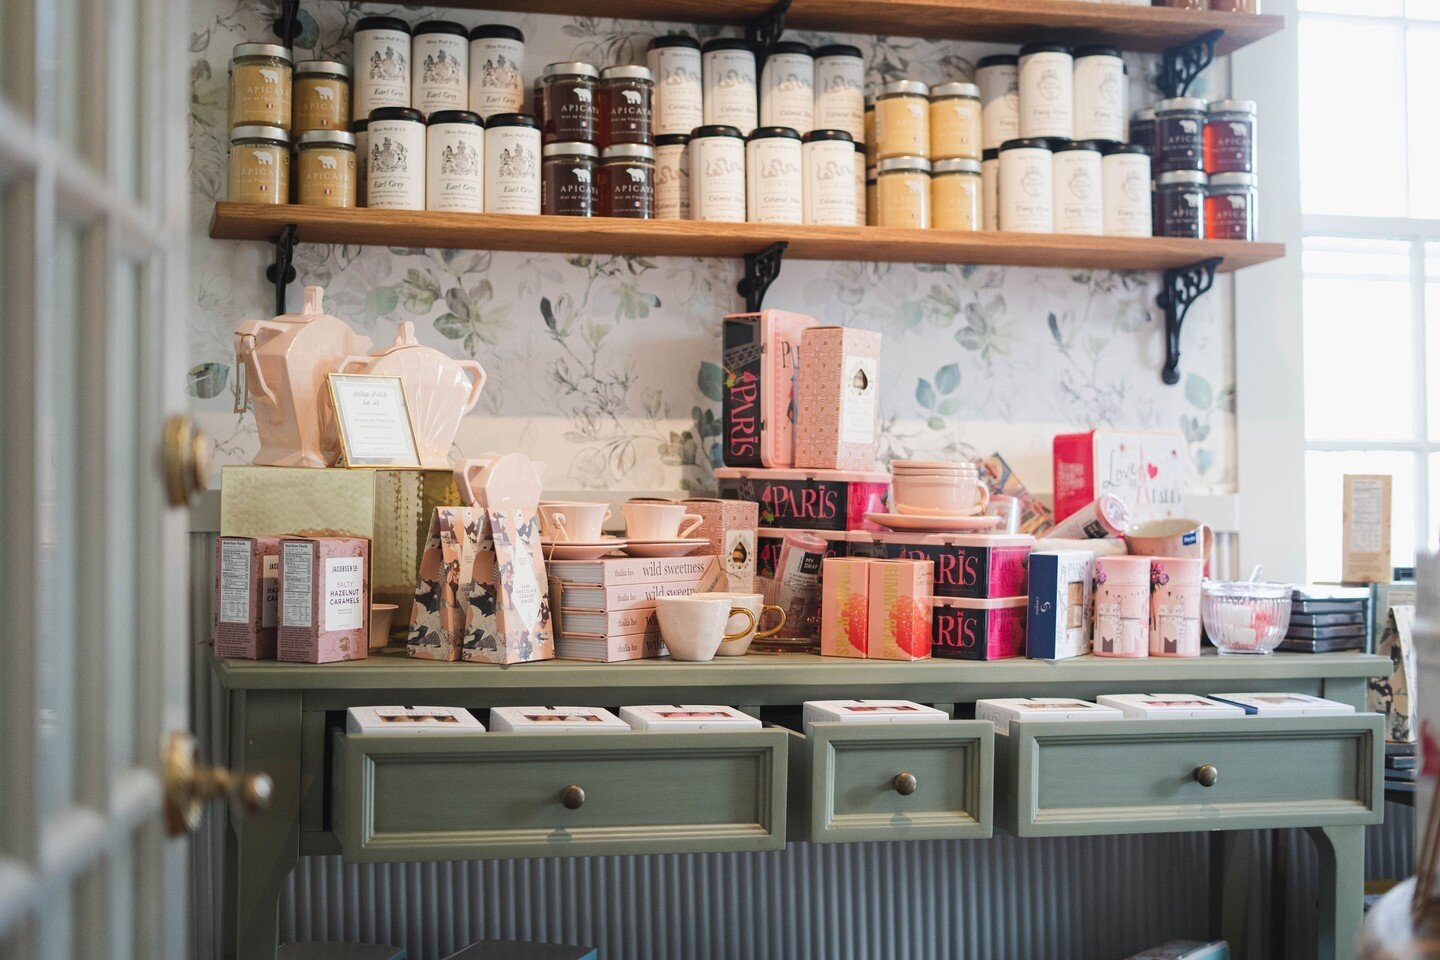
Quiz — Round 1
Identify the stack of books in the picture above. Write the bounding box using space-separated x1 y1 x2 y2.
1277 585 1370 653
547 555 724 662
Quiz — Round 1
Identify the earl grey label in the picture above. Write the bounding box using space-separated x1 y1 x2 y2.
219 540 252 624
282 543 314 628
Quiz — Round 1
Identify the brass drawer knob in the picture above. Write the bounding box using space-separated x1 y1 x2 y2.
892 772 917 796
560 784 586 809
1194 764 1219 788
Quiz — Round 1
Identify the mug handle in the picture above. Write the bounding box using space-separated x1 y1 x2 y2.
1201 522 1214 571
678 513 704 539
755 604 787 639
974 482 991 510
722 607 757 643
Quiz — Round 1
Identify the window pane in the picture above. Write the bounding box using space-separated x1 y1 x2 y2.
1425 242 1440 442
1302 238 1415 441
1410 0 1440 19
1305 451 1416 583
1408 28 1440 216
1302 0 1402 13
1300 19 1406 216
1429 453 1440 550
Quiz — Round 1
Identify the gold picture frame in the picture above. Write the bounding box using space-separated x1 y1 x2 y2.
326 373 423 468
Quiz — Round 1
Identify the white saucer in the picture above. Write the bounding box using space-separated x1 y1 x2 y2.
864 512 1004 532
541 538 628 561
620 538 709 558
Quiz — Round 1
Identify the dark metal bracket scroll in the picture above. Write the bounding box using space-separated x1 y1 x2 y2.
271 0 303 49
1159 29 1224 99
737 241 788 313
745 0 792 64
1156 256 1222 386
265 224 299 317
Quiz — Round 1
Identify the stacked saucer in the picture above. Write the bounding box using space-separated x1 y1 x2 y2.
866 460 1003 532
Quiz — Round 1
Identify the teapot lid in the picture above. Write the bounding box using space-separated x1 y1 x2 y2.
371 321 423 356
277 285 334 324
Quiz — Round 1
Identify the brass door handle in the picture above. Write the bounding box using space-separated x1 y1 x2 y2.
1194 764 1219 788
163 731 273 836
892 772 917 796
560 784 586 809
162 414 211 508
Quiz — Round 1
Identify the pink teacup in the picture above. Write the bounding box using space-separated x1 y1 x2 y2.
622 499 703 540
538 501 612 542
892 471 991 517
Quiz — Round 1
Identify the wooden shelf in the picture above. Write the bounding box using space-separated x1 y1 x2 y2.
333 0 1283 55
210 203 1285 274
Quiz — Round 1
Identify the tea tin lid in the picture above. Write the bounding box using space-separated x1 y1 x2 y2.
692 124 745 139
931 81 980 100
356 16 411 33
469 24 525 42
233 42 291 61
977 54 1018 68
747 125 802 141
542 140 599 159
768 41 812 56
295 59 350 78
231 124 291 143
600 64 653 81
803 128 853 143
1074 45 1122 59
878 79 930 98
655 133 691 146
717 466 892 483
486 112 539 129
1019 42 1071 56
813 43 863 59
414 20 468 38
702 37 754 53
933 157 982 175
369 106 424 123
428 109 484 126
649 34 701 50
1000 137 1053 152
982 147 998 161
296 129 356 147
930 595 1028 610
1055 139 1103 153
351 118 369 132
544 60 601 79
1103 142 1148 156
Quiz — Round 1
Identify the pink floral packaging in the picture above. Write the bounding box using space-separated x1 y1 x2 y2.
721 310 819 468
716 466 891 532
277 536 371 663
821 557 870 658
866 559 933 661
683 497 759 592
214 535 282 659
1093 555 1151 658
795 326 882 472
407 507 480 661
851 532 1033 599
1148 557 1203 657
931 596 1027 661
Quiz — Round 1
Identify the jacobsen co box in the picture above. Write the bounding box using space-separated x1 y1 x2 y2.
715 466 890 532
1052 429 1185 525
931 596 1027 660
721 310 818 468
849 532 1033 599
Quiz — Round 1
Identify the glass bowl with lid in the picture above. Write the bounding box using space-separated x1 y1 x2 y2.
1201 580 1292 655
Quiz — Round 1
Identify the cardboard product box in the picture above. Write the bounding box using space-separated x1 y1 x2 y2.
1342 474 1393 584
976 697 1124 732
853 532 1032 599
683 498 759 592
213 535 282 659
1026 550 1094 660
1052 429 1186 526
220 465 460 612
716 466 890 532
866 559 933 661
721 310 819 468
802 699 949 733
1206 693 1356 717
619 705 762 731
758 527 851 580
820 557 870 658
277 536 371 663
345 706 485 734
795 326 883 472
488 706 628 733
931 596 1026 661
1096 694 1245 719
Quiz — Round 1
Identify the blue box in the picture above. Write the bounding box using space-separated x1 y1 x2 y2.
1025 550 1093 660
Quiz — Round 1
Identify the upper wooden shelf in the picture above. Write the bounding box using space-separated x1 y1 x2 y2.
353 0 1284 56
210 203 1285 274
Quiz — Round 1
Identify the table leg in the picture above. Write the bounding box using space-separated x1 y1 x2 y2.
1306 824 1365 960
224 689 303 960
1209 830 1253 956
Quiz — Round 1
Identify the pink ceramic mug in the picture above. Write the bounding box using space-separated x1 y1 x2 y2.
1124 518 1213 566
892 471 991 517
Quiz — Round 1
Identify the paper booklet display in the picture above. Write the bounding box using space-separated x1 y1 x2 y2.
407 453 555 664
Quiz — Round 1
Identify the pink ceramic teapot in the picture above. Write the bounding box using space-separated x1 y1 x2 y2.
234 285 373 467
340 322 486 468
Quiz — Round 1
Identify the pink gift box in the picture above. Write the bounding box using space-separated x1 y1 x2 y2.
277 536 371 663
795 326 882 472
821 557 870 659
721 310 818 468
1094 555 1151 658
866 559 933 661
683 498 759 593
931 596 1027 661
1149 557 1203 657
850 532 1033 599
716 466 890 533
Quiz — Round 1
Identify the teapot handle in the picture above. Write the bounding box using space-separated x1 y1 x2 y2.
459 361 487 414
234 321 285 425
453 458 486 507
337 355 373 375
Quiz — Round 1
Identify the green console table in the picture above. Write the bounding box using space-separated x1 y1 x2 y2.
213 650 1388 960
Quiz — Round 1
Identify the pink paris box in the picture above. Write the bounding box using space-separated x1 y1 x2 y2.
716 466 890 533
721 309 819 468
931 596 1027 661
795 326 882 472
682 497 759 592
214 535 282 659
1053 429 1186 525
848 532 1033 599
277 536 370 663
867 559 933 661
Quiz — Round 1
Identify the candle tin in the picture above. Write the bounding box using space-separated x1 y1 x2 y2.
1149 556 1203 657
851 532 1033 600
720 309 819 467
820 557 870 658
716 467 890 532
867 559 934 661
795 325 882 471
1093 555 1151 658
1025 549 1093 660
467 25 525 119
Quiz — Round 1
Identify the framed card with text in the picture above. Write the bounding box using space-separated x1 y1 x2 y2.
326 373 423 468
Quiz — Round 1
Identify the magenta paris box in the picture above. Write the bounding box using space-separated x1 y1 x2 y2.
849 532 1033 599
214 535 282 659
722 309 819 468
715 466 890 533
277 536 371 663
795 326 882 472
931 596 1027 660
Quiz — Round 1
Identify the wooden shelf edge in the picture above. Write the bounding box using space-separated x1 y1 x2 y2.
210 202 1285 274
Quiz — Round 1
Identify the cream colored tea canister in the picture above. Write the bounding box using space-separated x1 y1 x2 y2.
468 25 525 119
690 124 746 222
296 129 356 207
412 21 469 118
854 141 867 226
293 60 350 133
981 148 999 230
1073 46 1127 144
353 16 411 122
228 124 290 204
976 54 1019 151
647 35 703 137
654 133 690 219
802 129 856 226
229 43 291 129
1102 143 1153 237
1018 43 1073 140
426 110 484 212
813 44 864 142
366 106 425 210
998 138 1053 233
745 126 803 224
702 38 758 134
353 119 369 205
484 112 541 214
1052 141 1102 235
759 42 814 134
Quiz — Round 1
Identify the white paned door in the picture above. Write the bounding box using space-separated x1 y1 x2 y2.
0 0 213 957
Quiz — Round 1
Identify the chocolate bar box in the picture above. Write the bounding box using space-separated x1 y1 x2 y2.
278 536 371 663
214 535 282 659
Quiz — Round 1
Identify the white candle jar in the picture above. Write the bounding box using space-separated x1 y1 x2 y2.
1072 46 1126 144
813 43 865 142
998 137 1054 233
976 54 1019 151
745 126 803 224
1052 140 1103 235
689 124 746 222
702 38 758 135
483 111 541 214
411 21 468 118
353 16 411 122
426 109 484 212
647 35 703 137
759 42 814 134
802 129 856 226
1018 43 1074 140
367 106 426 210
467 24 525 120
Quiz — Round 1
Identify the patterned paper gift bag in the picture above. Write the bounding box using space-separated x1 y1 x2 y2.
1369 603 1418 742
406 506 480 661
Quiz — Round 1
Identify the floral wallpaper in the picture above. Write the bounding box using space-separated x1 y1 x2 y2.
189 1 1236 497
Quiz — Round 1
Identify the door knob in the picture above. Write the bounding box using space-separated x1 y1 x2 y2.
892 772 918 796
163 414 212 508
163 731 272 836
1193 764 1219 788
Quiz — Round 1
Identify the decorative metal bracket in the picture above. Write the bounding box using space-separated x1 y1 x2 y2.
264 224 299 317
271 0 302 49
737 241 788 313
1159 29 1223 99
745 0 792 64
1156 256 1222 386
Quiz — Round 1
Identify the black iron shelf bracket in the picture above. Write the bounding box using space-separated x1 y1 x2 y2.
271 0 303 49
1156 255 1222 386
1159 29 1223 99
746 0 792 64
737 241 788 313
265 224 299 317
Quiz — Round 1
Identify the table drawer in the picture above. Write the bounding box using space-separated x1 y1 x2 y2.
794 721 993 842
333 729 789 862
997 715 1384 838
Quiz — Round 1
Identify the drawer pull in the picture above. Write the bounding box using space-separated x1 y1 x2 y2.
892 772 918 796
560 785 586 809
1193 764 1219 788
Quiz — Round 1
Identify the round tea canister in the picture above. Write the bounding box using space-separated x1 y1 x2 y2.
296 129 356 207
1155 169 1207 239
468 25 526 120
745 126 803 224
929 81 981 161
412 21 469 118
1052 140 1103 235
600 143 655 218
484 112 541 214
1129 107 1156 157
875 79 930 161
1206 171 1257 241
598 64 654 148
1155 96 1206 173
426 110 484 212
1093 555 1152 658
1101 142 1152 237
293 59 349 133
541 61 599 145
802 129 856 226
998 137 1054 233
353 118 369 205
647 35 703 137
813 44 865 142
353 17 412 122
366 106 425 210
690 124 746 222
1205 98 1257 174
759 41 814 134
229 43 292 129
228 124 290 204
702 39 758 134
541 140 598 217
981 147 999 230
854 139 867 226
876 155 931 229
1018 43 1073 139
654 133 690 220
1072 46 1126 143
931 157 981 231
976 54 1019 151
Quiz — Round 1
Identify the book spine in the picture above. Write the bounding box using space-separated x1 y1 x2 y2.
554 631 666 662
550 555 719 587
561 579 706 611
